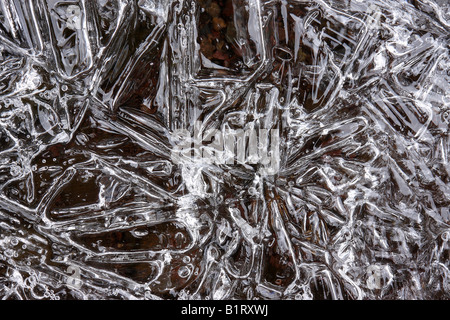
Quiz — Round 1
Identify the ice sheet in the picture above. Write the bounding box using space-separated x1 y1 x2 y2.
0 0 449 299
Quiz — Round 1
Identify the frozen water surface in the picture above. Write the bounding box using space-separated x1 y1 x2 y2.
0 0 449 300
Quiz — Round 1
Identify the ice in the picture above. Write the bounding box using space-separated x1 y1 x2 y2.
0 0 449 300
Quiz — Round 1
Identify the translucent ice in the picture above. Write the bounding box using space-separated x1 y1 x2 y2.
0 0 449 300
